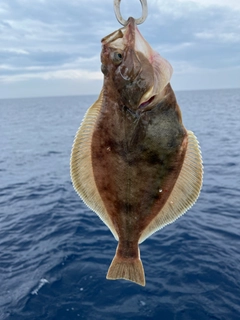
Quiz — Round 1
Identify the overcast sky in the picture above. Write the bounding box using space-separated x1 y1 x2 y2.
0 0 239 99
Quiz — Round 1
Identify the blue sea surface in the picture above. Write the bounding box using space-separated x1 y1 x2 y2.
0 89 240 320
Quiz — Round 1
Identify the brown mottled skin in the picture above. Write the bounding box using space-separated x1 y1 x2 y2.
91 18 187 260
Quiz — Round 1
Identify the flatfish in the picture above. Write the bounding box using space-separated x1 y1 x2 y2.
70 17 203 286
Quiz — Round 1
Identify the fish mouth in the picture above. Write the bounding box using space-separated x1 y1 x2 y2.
138 95 155 110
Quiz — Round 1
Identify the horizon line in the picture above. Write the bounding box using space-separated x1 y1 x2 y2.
0 86 239 101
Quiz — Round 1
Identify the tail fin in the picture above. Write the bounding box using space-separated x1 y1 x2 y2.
106 251 145 286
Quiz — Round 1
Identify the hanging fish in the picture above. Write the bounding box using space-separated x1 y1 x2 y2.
70 17 203 286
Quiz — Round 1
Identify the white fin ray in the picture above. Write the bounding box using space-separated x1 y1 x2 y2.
70 91 119 240
139 131 203 243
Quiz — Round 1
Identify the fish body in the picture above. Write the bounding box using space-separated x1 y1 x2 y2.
70 18 203 286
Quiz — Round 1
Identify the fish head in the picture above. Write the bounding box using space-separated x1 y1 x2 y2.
101 17 173 111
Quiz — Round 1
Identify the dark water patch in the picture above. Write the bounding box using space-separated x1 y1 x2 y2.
1 91 240 320
42 151 63 157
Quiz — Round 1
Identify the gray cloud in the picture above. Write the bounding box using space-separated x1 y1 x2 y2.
0 0 239 98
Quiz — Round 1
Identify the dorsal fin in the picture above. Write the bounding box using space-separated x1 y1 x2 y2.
70 91 119 240
139 130 203 243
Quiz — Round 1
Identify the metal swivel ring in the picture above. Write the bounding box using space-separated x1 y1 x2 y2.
113 0 148 26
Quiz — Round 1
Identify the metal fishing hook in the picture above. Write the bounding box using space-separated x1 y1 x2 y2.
114 0 148 26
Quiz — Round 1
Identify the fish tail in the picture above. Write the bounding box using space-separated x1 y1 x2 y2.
106 245 145 286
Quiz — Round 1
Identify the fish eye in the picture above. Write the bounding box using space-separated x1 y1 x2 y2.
110 51 123 65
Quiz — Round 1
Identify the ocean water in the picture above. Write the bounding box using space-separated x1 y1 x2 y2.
0 88 240 320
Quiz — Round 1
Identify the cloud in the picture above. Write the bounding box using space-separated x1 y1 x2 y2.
0 0 239 98
0 2 9 13
195 32 240 43
0 48 29 54
156 42 193 54
0 69 103 83
0 53 101 79
177 0 240 10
